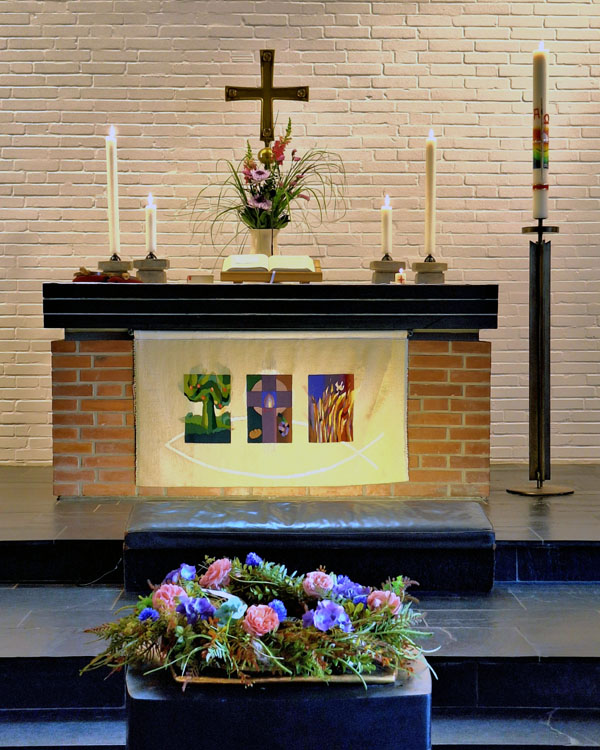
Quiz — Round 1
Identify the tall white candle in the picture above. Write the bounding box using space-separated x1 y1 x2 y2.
425 129 436 255
533 41 549 219
145 193 157 256
381 194 392 256
105 126 120 256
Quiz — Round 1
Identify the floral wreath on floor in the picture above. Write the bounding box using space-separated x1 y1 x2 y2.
83 554 428 687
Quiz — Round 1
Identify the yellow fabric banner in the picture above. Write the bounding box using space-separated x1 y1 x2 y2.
135 331 408 488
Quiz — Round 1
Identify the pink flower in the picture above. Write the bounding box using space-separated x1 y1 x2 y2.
152 584 187 612
302 571 334 598
198 558 232 588
242 604 280 636
247 195 272 210
250 168 270 183
367 590 403 615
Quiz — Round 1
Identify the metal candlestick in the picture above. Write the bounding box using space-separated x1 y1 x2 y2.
507 219 573 497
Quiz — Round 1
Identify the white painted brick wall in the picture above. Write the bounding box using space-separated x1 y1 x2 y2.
1 0 598 464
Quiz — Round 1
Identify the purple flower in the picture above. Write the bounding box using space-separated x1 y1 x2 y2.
353 594 368 606
138 607 159 623
302 610 315 628
245 552 263 567
313 600 353 633
268 599 287 623
250 168 270 183
163 563 196 584
247 195 272 210
332 575 370 601
176 596 216 625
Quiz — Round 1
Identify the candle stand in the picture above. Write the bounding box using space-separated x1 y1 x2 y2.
507 220 573 497
134 252 170 284
370 254 407 284
412 254 447 285
98 252 132 276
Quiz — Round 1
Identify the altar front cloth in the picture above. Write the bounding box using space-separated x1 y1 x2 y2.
135 331 408 488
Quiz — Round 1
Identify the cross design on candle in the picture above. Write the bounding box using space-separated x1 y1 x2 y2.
225 49 309 146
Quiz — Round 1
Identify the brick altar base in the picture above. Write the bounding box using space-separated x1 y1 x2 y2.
51 338 491 499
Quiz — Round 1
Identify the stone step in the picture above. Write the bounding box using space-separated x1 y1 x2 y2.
432 708 600 748
0 709 125 749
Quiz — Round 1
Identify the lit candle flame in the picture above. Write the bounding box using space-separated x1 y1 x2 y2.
428 128 436 141
538 40 545 51
383 194 391 209
147 193 154 207
108 125 116 139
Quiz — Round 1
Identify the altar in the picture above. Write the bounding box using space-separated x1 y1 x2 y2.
43 282 498 500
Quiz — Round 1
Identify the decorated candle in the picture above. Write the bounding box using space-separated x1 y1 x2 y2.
533 41 549 219
105 126 121 256
381 194 392 256
425 129 436 254
145 193 157 256
395 268 406 284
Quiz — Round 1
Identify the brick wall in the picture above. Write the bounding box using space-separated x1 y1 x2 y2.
2 1 599 464
51 337 491 499
51 339 135 496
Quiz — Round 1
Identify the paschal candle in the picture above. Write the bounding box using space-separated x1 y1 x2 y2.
533 41 549 219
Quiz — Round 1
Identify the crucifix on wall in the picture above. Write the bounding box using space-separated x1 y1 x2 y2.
225 49 309 147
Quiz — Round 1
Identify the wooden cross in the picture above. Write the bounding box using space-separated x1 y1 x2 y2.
225 49 309 146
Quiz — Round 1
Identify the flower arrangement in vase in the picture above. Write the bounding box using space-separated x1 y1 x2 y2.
82 553 428 687
190 119 345 256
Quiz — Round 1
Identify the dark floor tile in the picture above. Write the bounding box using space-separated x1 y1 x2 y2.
427 625 538 658
432 707 600 747
419 588 523 612
516 611 600 657
510 583 600 611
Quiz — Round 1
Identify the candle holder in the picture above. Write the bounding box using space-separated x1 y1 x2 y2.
98 253 132 276
133 252 170 283
370 253 407 284
507 219 573 497
412 253 447 284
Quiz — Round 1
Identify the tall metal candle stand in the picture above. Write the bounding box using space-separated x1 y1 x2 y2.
507 219 573 497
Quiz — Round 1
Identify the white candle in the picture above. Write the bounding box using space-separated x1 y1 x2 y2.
381 194 392 256
533 41 549 219
425 129 436 255
105 126 120 256
145 193 157 256
395 268 406 284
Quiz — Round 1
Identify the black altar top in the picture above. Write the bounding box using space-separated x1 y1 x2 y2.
42 282 498 334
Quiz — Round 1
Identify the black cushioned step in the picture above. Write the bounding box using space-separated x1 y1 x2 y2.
124 499 494 593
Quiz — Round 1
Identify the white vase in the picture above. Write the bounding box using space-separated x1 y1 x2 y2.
248 228 279 256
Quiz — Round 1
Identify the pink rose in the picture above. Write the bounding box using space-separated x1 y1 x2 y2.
367 590 403 615
152 584 186 612
302 571 334 598
242 604 279 637
198 558 232 589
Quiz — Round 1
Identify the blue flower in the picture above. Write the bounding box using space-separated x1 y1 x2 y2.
352 594 368 607
268 599 287 623
313 600 353 633
214 596 247 625
164 563 196 584
302 610 315 628
138 607 159 623
176 596 215 625
332 575 370 601
179 563 196 581
245 552 263 567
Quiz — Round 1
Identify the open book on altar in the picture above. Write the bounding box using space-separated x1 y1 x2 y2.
222 254 315 273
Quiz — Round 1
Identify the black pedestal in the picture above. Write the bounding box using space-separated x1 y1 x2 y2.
126 660 431 750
